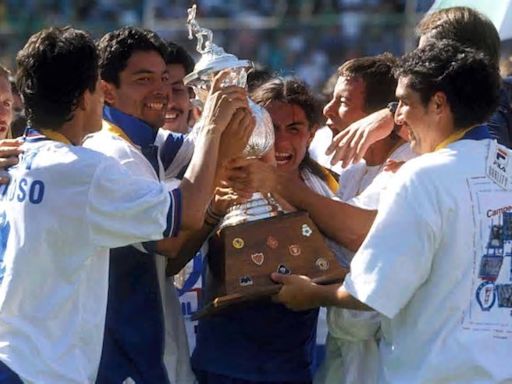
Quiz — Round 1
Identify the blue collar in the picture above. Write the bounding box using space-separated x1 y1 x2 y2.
103 106 157 147
463 124 492 141
23 127 45 143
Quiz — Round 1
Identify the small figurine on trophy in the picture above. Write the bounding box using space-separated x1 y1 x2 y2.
184 4 345 317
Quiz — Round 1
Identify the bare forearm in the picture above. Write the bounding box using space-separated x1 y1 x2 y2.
165 223 214 275
180 129 222 230
273 273 373 311
278 178 376 251
320 284 373 311
156 222 215 274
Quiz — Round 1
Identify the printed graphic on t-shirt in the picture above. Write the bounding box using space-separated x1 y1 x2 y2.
464 177 512 338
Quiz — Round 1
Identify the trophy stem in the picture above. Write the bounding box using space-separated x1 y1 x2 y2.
219 192 284 229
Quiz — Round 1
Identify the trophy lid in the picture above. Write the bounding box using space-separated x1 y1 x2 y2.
184 4 253 86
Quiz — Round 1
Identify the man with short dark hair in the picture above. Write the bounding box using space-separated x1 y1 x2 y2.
323 54 410 201
88 26 252 384
275 40 512 383
310 54 413 384
310 54 403 174
163 41 196 134
328 6 510 166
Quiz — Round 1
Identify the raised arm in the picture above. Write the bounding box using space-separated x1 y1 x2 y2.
178 71 251 231
159 185 250 272
156 102 254 262
326 108 394 168
223 157 376 251
275 173 376 251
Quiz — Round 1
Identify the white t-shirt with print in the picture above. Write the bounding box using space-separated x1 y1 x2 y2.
316 142 415 384
344 139 512 384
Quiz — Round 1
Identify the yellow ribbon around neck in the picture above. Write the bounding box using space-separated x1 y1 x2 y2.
102 120 136 147
40 129 72 145
434 126 474 151
320 167 339 194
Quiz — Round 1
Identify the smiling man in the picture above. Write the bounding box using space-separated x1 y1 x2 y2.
0 26 247 384
83 27 251 384
323 55 411 201
327 7 510 167
273 40 512 383
163 41 196 134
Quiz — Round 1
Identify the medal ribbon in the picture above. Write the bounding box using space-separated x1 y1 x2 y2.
24 127 72 145
435 124 491 151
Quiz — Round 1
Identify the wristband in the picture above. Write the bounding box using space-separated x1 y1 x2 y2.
205 204 222 226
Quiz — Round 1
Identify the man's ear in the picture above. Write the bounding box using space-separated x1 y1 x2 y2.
431 91 448 115
101 80 116 105
307 124 319 146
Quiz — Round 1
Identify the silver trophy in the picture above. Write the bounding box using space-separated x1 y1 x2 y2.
185 4 282 227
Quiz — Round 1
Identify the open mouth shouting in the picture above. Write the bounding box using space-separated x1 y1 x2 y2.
0 121 8 136
275 152 293 166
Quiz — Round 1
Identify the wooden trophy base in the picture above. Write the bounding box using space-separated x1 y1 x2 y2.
194 211 347 319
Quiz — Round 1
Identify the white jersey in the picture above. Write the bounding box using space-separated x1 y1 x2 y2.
344 139 512 383
316 142 415 384
347 143 415 209
0 136 175 383
84 119 195 384
336 161 380 201
309 126 342 175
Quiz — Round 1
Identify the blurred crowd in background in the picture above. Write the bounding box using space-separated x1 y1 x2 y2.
0 0 440 93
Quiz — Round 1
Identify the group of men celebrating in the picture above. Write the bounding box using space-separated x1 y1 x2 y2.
0 25 253 383
0 4 511 384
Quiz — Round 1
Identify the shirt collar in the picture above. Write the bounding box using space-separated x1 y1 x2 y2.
24 127 72 145
102 106 157 147
435 125 491 151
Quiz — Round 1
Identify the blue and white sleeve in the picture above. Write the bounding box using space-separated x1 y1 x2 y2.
86 157 182 249
156 129 194 180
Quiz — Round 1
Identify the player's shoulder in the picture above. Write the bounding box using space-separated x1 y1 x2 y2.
83 130 138 161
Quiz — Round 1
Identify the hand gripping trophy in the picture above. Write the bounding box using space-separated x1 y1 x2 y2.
185 5 345 316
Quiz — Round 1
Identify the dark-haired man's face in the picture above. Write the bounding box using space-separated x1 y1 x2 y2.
395 76 447 154
267 100 315 174
323 75 366 134
103 50 169 129
162 64 192 134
